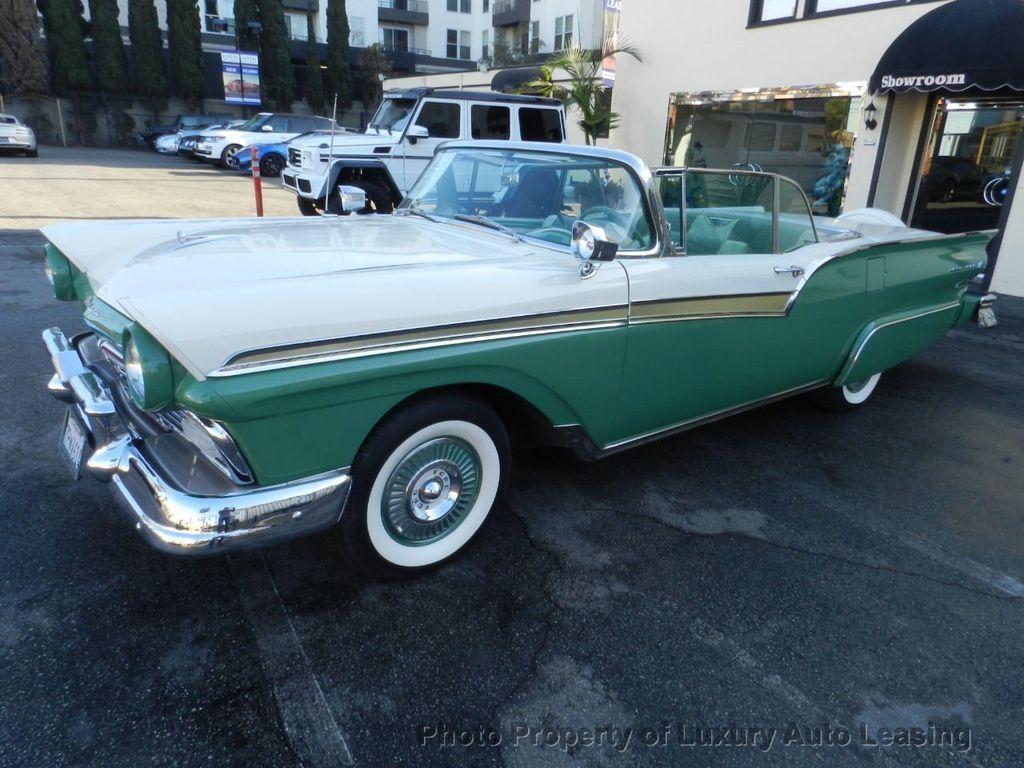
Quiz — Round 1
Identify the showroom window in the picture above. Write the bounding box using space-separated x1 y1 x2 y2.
665 90 860 215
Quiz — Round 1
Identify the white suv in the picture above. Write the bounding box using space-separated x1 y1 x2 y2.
283 88 567 215
195 113 335 166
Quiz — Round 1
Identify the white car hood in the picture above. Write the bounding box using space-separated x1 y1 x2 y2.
288 131 401 152
42 216 618 380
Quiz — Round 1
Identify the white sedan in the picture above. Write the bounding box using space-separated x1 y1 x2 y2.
0 113 37 157
193 112 334 167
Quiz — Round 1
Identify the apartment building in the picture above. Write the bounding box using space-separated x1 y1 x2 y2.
95 0 603 75
609 0 1024 296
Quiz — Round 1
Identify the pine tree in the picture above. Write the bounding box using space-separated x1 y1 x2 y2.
36 0 93 96
128 0 169 105
303 14 324 114
232 0 260 52
325 0 351 109
0 0 50 95
355 44 388 114
89 0 128 95
166 0 206 107
257 0 294 110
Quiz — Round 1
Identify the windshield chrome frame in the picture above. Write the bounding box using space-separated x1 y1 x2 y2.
399 142 672 259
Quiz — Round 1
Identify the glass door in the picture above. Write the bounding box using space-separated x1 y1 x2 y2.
909 97 1024 233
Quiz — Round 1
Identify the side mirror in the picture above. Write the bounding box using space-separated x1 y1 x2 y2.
406 124 429 144
572 221 618 278
337 185 367 214
261 124 274 132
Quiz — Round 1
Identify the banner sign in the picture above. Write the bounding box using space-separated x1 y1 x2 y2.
600 0 623 88
221 50 261 105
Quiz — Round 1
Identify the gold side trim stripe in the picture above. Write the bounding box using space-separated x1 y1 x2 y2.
217 306 628 374
631 292 792 321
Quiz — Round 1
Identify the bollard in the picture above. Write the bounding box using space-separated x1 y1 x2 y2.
251 146 264 217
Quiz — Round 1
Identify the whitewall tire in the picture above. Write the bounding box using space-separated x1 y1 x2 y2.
337 397 510 579
811 372 883 412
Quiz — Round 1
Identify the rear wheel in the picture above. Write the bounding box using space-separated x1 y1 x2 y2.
336 396 511 579
810 373 882 412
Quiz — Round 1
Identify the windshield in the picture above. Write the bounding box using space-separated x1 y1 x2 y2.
233 114 270 132
369 97 417 133
400 147 654 250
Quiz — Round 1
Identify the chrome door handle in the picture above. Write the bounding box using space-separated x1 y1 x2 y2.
774 265 805 277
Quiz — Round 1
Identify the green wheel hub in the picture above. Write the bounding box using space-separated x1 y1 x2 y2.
381 437 481 546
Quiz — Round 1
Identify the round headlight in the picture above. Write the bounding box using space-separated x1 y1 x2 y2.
43 244 75 301
121 325 174 411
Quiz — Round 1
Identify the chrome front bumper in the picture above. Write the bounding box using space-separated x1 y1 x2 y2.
42 327 352 556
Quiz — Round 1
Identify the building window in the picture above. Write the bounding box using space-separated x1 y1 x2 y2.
381 27 410 51
753 0 946 25
483 0 489 10
529 20 540 53
447 0 470 11
814 0 912 11
554 14 573 50
751 0 797 23
349 17 365 46
482 29 489 60
446 29 471 59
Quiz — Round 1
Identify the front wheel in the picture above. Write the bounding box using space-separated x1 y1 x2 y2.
810 373 882 412
260 153 285 177
337 397 511 579
219 144 241 167
296 197 319 216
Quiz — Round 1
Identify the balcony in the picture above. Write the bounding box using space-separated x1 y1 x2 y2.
492 0 529 27
378 0 429 25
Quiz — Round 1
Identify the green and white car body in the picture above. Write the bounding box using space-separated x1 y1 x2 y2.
41 141 995 574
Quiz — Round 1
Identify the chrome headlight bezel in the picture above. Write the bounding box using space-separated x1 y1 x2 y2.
43 243 75 301
121 325 174 411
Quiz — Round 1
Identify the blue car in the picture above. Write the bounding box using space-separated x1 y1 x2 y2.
231 131 328 177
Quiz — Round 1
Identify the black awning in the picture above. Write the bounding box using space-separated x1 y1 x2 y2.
490 66 543 93
870 0 1024 94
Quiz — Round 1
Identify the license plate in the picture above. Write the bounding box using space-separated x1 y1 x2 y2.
59 410 88 479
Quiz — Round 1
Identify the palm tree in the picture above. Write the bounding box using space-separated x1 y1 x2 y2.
525 42 642 145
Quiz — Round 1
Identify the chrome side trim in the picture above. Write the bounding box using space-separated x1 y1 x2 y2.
212 306 628 377
630 292 791 323
835 302 960 386
556 380 829 460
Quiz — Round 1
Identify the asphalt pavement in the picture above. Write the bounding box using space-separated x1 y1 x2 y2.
1 228 1023 767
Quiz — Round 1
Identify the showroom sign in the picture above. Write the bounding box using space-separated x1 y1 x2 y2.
878 73 968 90
221 50 262 106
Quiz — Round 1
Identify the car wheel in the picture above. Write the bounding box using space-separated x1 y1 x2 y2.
810 373 882 412
326 180 395 215
336 396 511 579
296 197 319 216
219 144 242 167
259 153 285 177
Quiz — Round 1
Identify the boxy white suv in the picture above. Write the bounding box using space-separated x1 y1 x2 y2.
283 88 567 215
195 112 336 166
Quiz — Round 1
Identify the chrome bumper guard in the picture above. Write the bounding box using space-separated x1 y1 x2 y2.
42 327 352 556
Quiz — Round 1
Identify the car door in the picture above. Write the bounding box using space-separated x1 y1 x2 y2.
614 169 824 442
395 100 463 191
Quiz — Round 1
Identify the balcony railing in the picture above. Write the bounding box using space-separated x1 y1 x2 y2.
378 0 429 24
381 45 431 56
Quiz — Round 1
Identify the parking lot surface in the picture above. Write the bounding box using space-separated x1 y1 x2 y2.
2 224 1023 767
0 146 298 227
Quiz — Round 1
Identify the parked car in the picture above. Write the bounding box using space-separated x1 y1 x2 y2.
177 120 245 159
39 142 996 578
194 113 335 167
0 114 37 157
284 88 566 215
154 132 181 154
228 132 328 177
140 114 231 148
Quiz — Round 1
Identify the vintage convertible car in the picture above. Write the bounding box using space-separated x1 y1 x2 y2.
40 142 996 578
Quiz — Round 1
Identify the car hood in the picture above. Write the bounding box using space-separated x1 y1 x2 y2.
288 131 400 151
42 216 606 380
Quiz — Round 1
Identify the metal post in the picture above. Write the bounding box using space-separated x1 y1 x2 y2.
55 98 67 146
252 146 264 217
